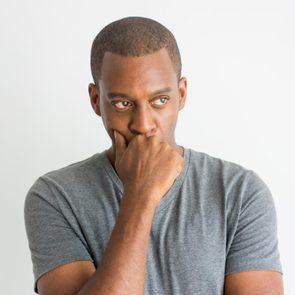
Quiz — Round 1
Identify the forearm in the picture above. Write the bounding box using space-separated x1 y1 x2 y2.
77 190 157 295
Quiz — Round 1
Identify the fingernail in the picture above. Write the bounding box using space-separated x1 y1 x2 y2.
114 130 117 139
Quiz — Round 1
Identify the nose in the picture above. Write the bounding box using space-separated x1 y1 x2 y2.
129 105 157 136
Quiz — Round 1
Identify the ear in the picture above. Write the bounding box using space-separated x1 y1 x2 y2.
178 77 187 111
88 83 101 116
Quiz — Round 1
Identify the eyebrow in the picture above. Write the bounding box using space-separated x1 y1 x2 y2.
107 87 173 100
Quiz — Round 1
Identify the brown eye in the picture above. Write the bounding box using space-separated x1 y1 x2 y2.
152 97 169 106
112 101 132 109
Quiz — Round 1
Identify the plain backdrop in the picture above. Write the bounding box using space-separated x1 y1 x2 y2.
0 0 294 294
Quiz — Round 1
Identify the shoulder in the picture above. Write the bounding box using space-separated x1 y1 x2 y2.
187 148 254 182
186 148 272 206
42 151 103 183
24 151 105 206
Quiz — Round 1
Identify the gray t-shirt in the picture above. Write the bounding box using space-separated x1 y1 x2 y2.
24 147 282 294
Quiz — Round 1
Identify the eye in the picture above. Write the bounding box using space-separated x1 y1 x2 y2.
152 97 169 106
112 101 133 110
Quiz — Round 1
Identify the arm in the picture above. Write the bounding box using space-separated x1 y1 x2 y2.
77 189 157 295
224 170 283 294
38 188 157 295
224 270 284 295
37 132 184 295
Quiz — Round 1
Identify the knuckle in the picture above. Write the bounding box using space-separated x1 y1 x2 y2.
162 142 170 150
135 135 143 143
150 136 158 145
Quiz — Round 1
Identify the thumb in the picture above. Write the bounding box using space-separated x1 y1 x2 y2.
114 130 127 164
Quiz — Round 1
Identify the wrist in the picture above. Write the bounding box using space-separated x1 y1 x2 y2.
123 186 159 210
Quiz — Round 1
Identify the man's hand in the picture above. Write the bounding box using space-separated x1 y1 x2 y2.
114 130 184 206
37 132 185 295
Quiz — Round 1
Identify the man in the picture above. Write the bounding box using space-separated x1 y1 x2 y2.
24 17 283 294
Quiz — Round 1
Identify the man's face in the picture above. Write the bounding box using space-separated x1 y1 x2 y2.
89 48 187 149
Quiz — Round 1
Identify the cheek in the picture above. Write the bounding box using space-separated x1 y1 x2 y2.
100 102 130 132
154 105 178 135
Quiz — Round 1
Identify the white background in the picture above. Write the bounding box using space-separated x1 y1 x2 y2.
0 0 294 294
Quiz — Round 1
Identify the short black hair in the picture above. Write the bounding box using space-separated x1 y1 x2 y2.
90 16 182 84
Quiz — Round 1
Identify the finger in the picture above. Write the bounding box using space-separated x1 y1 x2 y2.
114 130 127 163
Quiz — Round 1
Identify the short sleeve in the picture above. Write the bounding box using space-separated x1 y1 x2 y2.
225 170 283 275
24 177 94 293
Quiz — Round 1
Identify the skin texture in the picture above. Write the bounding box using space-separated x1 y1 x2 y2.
36 48 284 295
224 270 283 294
113 130 184 205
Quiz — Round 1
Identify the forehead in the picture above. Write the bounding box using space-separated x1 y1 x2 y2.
99 48 178 93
